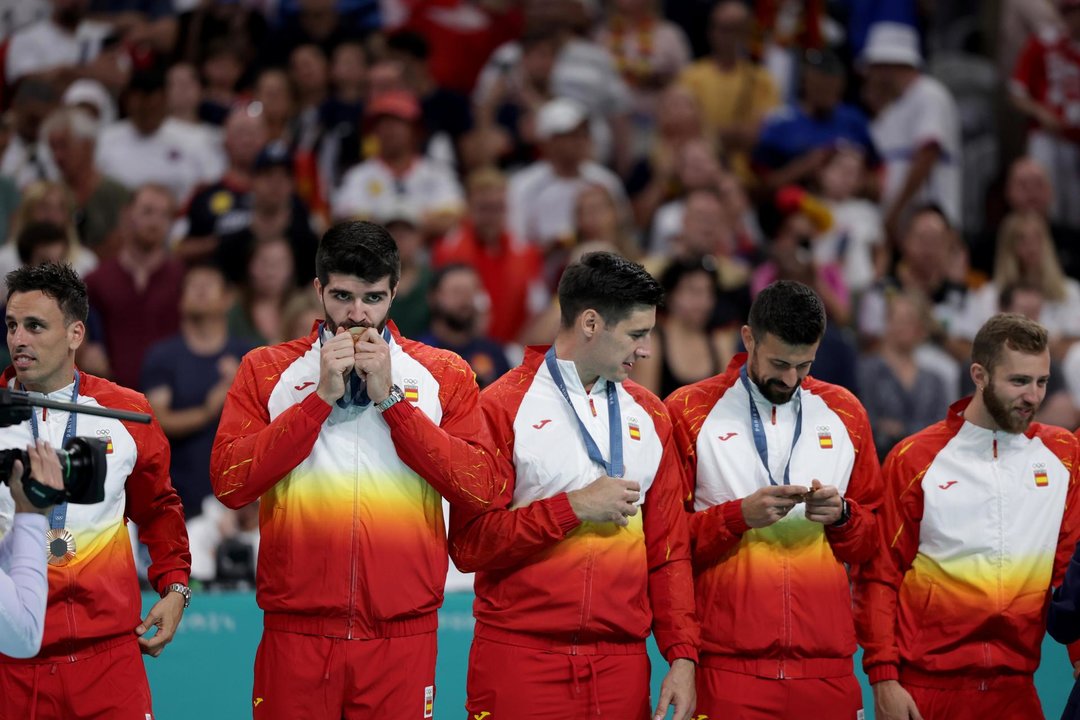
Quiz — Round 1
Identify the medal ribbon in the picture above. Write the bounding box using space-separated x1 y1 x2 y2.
739 364 801 486
544 346 624 478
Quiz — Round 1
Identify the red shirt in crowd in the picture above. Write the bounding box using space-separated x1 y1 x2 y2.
1012 28 1080 142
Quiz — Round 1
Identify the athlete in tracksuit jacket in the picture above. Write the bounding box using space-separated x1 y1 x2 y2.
857 396 1080 718
211 320 499 718
449 252 699 720
0 371 191 719
666 350 882 719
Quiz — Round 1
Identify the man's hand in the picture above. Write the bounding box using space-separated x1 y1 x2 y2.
567 476 641 526
205 355 241 414
10 440 63 514
136 591 186 657
741 485 809 528
804 479 844 525
316 328 356 404
654 657 696 720
352 328 393 404
874 680 924 720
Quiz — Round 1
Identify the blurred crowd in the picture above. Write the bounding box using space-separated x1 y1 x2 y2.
0 0 1077 588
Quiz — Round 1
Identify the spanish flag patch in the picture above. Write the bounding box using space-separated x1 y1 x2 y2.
97 429 114 454
818 430 833 449
1035 468 1049 487
628 420 641 441
404 379 419 403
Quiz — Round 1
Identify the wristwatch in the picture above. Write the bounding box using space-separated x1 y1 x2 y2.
163 582 192 608
375 384 406 413
832 499 851 527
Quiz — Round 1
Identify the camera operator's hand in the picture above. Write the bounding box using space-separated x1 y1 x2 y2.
136 591 186 657
10 440 63 515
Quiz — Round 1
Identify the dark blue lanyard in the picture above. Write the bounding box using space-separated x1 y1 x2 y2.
26 371 80 530
739 364 801 486
319 323 392 408
544 346 623 478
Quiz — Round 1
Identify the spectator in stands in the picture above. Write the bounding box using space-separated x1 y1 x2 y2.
465 27 559 171
13 221 72 268
418 263 510 389
288 44 330 151
384 30 473 169
216 142 319 288
506 97 627 252
595 0 692 130
180 106 269 260
814 147 887 295
227 236 298 346
96 67 223 206
381 203 433 338
198 38 246 126
319 40 367 187
575 182 639 262
164 62 220 147
5 0 112 86
862 22 962 238
61 77 116 126
281 287 322 340
260 0 378 70
1011 0 1080 229
1001 156 1080 279
1 78 60 191
753 187 850 326
648 137 725 255
252 68 298 147
186 498 260 586
858 290 949 457
333 90 464 237
142 263 253 520
434 167 544 345
679 0 780 185
475 0 634 172
85 183 184 388
41 106 129 257
0 181 98 292
632 255 735 399
627 84 705 230
957 212 1080 359
753 48 878 192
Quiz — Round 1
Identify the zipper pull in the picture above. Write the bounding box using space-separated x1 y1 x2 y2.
771 406 777 425
993 437 998 460
588 397 597 417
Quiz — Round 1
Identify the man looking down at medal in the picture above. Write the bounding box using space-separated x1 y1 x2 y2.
0 440 64 658
0 262 191 718
449 251 699 720
211 220 500 719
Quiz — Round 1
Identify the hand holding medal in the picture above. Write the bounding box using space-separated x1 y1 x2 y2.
352 327 393 404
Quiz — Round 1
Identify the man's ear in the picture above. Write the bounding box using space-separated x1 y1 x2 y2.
68 320 86 353
970 362 988 390
580 309 600 339
740 325 754 354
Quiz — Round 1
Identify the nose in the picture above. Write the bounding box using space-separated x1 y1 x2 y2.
780 367 799 389
1023 383 1043 407
636 335 652 359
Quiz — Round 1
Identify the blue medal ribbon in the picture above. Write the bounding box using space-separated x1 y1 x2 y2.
739 364 801 486
544 346 623 478
25 371 80 530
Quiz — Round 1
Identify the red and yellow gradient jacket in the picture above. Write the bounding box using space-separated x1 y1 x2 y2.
448 348 699 662
0 370 190 662
856 398 1080 685
210 324 498 638
665 354 882 678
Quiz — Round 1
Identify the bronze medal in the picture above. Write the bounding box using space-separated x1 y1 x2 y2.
45 528 76 566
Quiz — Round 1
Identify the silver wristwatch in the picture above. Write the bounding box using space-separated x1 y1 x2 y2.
163 582 192 608
375 384 406 413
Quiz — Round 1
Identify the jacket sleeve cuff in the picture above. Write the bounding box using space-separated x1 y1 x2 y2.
826 498 857 535
663 643 699 664
299 392 333 423
868 664 900 684
379 395 417 428
723 499 750 536
549 492 582 535
156 570 191 595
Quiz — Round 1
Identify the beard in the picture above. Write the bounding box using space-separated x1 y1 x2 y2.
748 365 798 405
982 382 1036 434
432 306 475 334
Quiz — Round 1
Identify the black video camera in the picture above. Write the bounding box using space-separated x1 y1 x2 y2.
0 437 108 508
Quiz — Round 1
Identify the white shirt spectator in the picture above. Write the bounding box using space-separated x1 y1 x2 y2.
815 199 885 294
506 160 628 250
0 0 48 41
872 75 962 228
95 118 223 205
5 17 112 85
648 199 685 255
0 136 53 191
954 279 1080 341
332 157 464 223
0 513 48 658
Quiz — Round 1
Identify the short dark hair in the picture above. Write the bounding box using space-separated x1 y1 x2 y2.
658 255 718 297
972 313 1048 373
315 221 401 289
558 252 663 328
386 30 429 60
6 262 88 324
15 221 69 265
429 262 476 294
748 280 826 345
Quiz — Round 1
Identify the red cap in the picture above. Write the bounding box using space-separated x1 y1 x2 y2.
366 91 421 122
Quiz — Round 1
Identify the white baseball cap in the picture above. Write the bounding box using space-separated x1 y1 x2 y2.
536 98 588 140
860 22 923 68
